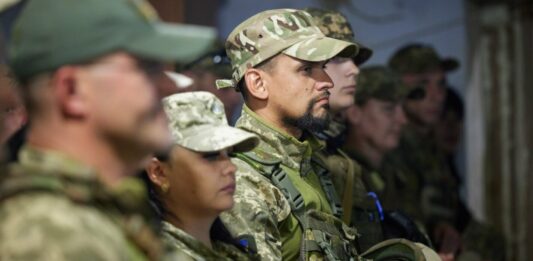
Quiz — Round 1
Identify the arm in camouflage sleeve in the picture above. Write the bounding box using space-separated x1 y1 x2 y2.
220 158 291 261
0 193 142 261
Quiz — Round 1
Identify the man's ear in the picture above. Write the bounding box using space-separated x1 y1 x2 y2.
243 68 269 100
51 66 87 118
345 105 362 125
146 157 170 192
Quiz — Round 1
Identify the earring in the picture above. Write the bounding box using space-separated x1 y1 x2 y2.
160 183 169 193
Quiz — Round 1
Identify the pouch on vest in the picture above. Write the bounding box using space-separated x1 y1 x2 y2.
361 238 441 261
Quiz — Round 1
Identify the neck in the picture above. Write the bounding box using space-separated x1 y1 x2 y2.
252 106 303 138
27 119 139 187
165 211 216 249
345 129 383 169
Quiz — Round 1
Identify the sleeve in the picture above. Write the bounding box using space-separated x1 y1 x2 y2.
220 158 291 261
0 194 139 261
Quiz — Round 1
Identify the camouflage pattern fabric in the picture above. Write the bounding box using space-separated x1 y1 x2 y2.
161 221 252 261
220 105 339 260
388 43 459 74
162 91 258 153
305 7 373 65
0 145 161 260
382 125 460 225
215 8 358 89
356 66 409 105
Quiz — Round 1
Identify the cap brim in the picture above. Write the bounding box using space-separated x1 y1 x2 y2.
441 58 459 72
282 36 358 62
126 23 216 64
353 44 373 65
178 125 259 153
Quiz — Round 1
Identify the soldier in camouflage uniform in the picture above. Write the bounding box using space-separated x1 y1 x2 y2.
385 43 506 261
144 91 259 260
216 8 441 261
0 0 215 260
384 43 462 260
341 66 434 245
304 8 386 251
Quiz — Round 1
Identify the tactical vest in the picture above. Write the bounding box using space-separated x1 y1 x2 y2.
235 152 442 261
235 152 360 260
0 167 162 261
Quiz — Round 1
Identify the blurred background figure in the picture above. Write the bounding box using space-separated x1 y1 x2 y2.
435 87 464 191
179 45 242 125
385 43 462 260
342 66 432 246
0 64 26 146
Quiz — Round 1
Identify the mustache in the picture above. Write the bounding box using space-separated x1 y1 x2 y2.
313 91 330 103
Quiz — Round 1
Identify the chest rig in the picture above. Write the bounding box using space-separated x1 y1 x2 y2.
235 152 361 261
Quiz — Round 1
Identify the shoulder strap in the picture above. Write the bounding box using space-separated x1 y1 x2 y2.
311 153 344 219
0 172 67 201
336 149 355 224
234 152 307 228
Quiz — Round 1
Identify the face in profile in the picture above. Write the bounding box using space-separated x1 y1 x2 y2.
401 69 446 126
324 57 359 113
149 145 237 218
354 99 407 152
264 54 334 132
0 71 26 145
81 53 172 156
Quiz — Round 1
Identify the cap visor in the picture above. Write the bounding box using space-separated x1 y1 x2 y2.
353 45 373 65
126 23 216 64
441 58 459 72
282 36 358 62
179 125 259 153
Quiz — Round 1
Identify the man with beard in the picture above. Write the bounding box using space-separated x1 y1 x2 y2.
216 9 358 260
217 9 441 261
0 0 215 259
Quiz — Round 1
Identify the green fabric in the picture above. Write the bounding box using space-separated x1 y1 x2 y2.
0 145 160 260
9 0 215 80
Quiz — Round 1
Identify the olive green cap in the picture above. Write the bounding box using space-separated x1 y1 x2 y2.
388 43 459 74
215 8 358 89
8 0 216 80
305 8 372 65
356 66 408 104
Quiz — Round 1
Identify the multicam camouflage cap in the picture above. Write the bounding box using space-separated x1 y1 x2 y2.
305 8 372 65
215 8 358 89
355 66 408 105
388 43 459 74
162 91 259 153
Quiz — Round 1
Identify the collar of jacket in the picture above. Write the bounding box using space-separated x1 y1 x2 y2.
236 105 325 171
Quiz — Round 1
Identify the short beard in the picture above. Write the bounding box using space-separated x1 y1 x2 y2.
283 98 331 133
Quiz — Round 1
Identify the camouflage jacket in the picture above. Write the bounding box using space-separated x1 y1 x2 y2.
0 145 161 261
382 124 460 227
161 221 252 261
220 106 338 260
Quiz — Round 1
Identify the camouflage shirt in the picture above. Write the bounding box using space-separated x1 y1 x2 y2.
220 105 335 260
382 124 460 227
161 221 252 261
0 145 161 261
